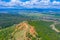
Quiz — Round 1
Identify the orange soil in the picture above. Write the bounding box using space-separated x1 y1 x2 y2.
11 21 38 40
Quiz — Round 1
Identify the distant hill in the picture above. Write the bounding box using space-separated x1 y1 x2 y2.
0 8 60 13
0 13 30 29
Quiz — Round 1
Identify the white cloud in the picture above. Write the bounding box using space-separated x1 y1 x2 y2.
21 0 51 8
52 1 60 5
0 0 60 9
40 0 50 5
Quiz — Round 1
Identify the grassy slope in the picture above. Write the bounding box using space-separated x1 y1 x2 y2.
0 21 60 40
28 21 60 40
0 25 15 40
55 24 60 30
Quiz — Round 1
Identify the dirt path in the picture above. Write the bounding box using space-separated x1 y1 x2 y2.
50 22 60 33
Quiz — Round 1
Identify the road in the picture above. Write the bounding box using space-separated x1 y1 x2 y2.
50 22 60 33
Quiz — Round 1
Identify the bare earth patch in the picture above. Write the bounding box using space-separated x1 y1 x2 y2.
11 21 41 40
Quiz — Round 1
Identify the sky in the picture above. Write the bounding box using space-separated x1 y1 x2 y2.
0 0 60 9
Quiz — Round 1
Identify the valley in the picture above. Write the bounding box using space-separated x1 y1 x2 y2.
0 12 60 40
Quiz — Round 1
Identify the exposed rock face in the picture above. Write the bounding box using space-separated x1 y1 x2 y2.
11 21 39 40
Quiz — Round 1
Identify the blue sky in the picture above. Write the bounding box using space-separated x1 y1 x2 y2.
0 0 60 9
1 0 60 2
